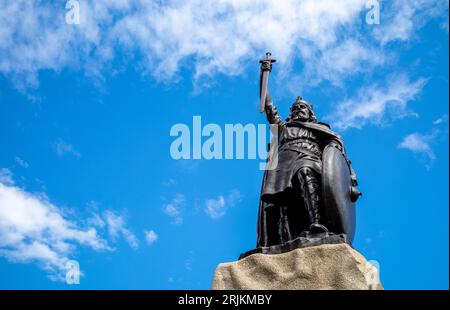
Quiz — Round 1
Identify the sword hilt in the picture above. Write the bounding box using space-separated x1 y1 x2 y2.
259 52 276 72
259 52 276 113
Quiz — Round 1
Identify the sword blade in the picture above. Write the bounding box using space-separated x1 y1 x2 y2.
259 70 269 113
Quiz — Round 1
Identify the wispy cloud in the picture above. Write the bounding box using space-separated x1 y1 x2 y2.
14 156 29 168
0 168 14 185
87 212 106 229
398 131 439 170
0 171 111 280
162 178 176 187
205 196 226 220
163 193 185 225
144 230 158 245
55 139 81 158
433 114 448 125
227 189 243 207
397 113 448 169
204 189 242 220
373 0 449 45
104 211 139 249
326 75 427 130
0 1 446 91
294 39 386 90
85 205 140 250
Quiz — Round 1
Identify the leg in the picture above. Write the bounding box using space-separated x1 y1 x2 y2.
296 167 328 233
277 206 292 244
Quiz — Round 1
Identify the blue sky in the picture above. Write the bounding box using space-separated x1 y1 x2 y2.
0 0 448 289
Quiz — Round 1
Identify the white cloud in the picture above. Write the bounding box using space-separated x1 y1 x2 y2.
205 196 226 220
0 0 445 91
0 168 14 185
14 157 29 168
104 211 139 249
290 39 386 91
320 39 385 79
0 174 110 279
204 189 242 220
373 0 449 45
55 139 81 158
398 132 437 169
433 114 448 125
87 212 106 229
326 75 427 130
122 229 139 250
0 172 141 279
144 230 158 245
163 193 185 225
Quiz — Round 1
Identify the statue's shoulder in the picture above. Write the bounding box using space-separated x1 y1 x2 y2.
287 120 339 136
313 122 343 141
317 122 331 129
306 121 335 134
317 121 339 132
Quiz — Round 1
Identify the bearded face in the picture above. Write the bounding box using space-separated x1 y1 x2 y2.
290 103 312 122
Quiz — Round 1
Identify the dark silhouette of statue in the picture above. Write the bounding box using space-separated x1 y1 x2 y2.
241 53 361 258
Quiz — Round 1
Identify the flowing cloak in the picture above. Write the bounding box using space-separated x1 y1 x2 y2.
256 97 347 247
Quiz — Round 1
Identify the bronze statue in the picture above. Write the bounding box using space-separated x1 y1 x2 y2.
242 53 362 258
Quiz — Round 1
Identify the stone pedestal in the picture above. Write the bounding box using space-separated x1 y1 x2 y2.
212 243 382 290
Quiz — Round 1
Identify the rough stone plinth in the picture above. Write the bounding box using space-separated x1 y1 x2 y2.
212 243 382 290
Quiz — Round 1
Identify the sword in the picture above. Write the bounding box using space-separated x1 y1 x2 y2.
259 52 276 113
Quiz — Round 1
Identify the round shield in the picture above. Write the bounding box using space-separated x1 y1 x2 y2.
321 144 356 242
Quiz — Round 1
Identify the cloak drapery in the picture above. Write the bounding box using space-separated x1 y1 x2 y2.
256 120 345 248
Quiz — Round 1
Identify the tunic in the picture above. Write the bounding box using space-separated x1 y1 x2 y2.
260 96 327 204
261 124 323 201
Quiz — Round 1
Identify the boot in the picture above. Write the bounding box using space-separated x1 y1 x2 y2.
298 167 328 234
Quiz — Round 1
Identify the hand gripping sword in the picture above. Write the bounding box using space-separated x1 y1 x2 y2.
259 52 276 113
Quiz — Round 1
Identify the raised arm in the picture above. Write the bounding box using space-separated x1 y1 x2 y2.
264 93 285 126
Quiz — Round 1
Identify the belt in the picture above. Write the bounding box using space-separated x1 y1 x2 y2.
279 140 322 157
